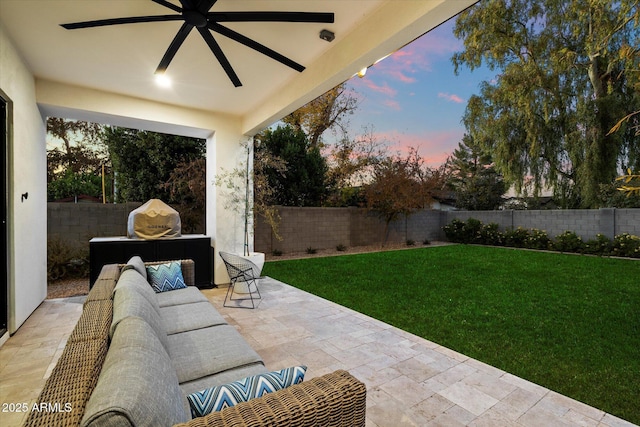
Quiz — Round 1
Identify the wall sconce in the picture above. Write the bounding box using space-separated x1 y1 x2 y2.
319 29 335 42
21 192 28 202
357 67 368 78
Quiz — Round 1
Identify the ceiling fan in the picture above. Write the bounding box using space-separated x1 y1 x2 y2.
61 0 334 87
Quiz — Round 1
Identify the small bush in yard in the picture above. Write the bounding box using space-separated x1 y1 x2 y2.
584 234 613 256
553 231 585 253
336 244 347 251
47 236 89 281
612 233 640 258
306 247 318 254
479 223 503 246
525 229 551 250
463 218 483 243
503 227 530 248
406 239 416 246
443 219 467 243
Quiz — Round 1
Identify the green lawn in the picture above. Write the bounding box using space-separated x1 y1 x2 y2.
262 245 640 424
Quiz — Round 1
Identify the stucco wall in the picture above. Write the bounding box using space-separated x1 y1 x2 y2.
1 24 48 332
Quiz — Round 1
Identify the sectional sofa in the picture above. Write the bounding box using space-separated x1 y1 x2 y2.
25 258 366 427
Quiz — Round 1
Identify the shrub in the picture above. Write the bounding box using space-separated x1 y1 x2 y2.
336 244 347 251
406 239 416 246
272 249 283 256
553 231 585 253
479 223 503 246
443 219 467 243
611 233 640 258
584 234 613 256
525 229 551 250
463 218 483 244
47 237 89 282
422 238 431 245
503 227 530 248
306 247 318 254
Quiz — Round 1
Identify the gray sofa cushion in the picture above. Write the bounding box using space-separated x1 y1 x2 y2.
160 301 228 335
167 325 264 384
124 255 147 281
111 285 169 350
114 268 160 313
156 286 209 307
81 317 188 427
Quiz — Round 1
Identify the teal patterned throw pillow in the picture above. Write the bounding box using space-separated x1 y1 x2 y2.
187 366 307 417
146 261 187 293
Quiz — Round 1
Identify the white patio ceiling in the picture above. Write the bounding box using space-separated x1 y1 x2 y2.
0 0 478 134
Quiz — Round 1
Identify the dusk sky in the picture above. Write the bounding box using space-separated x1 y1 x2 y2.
339 17 496 167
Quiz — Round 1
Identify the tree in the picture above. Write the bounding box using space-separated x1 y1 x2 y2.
47 118 105 177
103 127 205 203
256 125 328 207
363 148 445 245
46 118 108 201
325 126 387 206
453 0 640 208
162 158 206 233
215 140 287 253
445 135 506 210
282 83 358 149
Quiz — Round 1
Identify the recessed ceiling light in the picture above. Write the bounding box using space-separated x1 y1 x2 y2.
154 73 172 88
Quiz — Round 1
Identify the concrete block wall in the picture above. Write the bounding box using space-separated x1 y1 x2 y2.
48 202 142 248
256 207 347 253
442 208 640 241
405 210 447 243
49 203 640 254
615 209 640 237
514 209 601 239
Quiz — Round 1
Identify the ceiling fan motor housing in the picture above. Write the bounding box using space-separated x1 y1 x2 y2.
183 9 208 28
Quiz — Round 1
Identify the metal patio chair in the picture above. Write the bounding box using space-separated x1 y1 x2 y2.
219 251 262 309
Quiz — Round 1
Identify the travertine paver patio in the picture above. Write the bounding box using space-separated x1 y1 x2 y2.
0 279 636 427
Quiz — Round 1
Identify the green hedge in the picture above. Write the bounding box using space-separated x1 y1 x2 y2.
443 218 640 258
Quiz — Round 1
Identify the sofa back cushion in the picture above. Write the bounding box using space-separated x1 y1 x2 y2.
81 317 188 427
114 268 160 313
111 284 169 351
123 255 147 280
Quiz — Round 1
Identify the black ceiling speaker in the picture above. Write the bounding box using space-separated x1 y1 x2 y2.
61 0 334 87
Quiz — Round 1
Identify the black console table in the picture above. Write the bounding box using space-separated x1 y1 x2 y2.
89 234 212 288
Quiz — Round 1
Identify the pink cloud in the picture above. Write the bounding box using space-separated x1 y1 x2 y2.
438 92 465 103
383 100 401 111
367 23 463 85
369 129 464 167
359 79 397 97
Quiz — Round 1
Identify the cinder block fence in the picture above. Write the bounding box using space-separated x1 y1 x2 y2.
48 203 640 254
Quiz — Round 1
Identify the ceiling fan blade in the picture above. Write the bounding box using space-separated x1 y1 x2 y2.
152 0 182 13
209 22 305 72
61 15 182 30
208 11 334 23
156 22 194 73
197 27 242 87
196 0 218 13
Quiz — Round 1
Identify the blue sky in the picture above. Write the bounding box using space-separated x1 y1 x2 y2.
340 18 496 167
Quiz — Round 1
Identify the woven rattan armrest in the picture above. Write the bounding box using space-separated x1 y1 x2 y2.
175 369 366 427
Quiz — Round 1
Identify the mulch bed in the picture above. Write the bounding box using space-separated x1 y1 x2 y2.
47 278 90 299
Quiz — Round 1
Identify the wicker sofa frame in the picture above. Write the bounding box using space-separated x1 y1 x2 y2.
25 260 366 427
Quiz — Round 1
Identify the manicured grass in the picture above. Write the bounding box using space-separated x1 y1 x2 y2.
262 245 640 424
